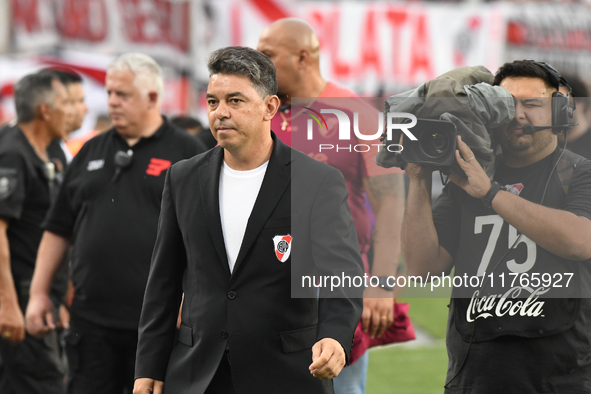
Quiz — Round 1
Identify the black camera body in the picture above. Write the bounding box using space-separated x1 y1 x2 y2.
401 118 457 169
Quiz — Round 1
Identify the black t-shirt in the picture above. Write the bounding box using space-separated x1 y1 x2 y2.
44 119 206 330
433 149 591 393
46 138 73 302
0 126 64 304
47 138 69 172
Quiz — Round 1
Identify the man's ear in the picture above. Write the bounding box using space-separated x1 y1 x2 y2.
298 49 313 70
263 95 280 121
147 91 159 109
38 103 52 122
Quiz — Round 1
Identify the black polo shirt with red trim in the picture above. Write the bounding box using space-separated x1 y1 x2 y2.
44 118 207 329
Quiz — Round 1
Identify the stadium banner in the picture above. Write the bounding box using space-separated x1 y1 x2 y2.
502 3 591 76
192 0 507 94
0 0 10 54
11 0 191 64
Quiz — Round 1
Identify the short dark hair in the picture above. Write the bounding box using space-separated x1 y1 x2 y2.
38 68 82 86
493 60 558 90
14 72 60 123
207 46 277 98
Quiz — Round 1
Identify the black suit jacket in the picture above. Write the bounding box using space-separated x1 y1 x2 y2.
135 132 364 394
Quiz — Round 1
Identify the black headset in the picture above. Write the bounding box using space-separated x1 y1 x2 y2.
523 60 576 134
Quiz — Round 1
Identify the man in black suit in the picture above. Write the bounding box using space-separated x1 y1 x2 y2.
133 46 364 394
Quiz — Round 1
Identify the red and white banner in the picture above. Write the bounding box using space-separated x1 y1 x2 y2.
503 3 591 76
192 0 591 95
7 0 591 122
193 0 507 95
11 0 191 64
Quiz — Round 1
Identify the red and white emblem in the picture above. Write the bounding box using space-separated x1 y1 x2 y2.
273 235 292 263
505 183 524 196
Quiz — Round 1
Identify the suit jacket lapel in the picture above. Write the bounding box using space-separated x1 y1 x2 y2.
231 133 292 276
198 147 231 277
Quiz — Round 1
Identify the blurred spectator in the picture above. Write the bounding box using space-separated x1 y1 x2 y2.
39 69 89 354
0 71 69 394
170 115 203 135
40 69 88 171
25 53 207 394
66 115 112 157
196 128 218 150
93 114 112 134
171 115 217 150
44 69 87 135
559 74 591 159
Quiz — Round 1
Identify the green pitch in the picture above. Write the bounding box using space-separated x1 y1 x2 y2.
366 297 450 393
367 344 448 394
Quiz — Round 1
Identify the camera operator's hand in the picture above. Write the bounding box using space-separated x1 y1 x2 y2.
405 163 436 182
400 133 436 181
449 136 492 199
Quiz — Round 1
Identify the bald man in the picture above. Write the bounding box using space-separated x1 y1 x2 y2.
258 19 409 394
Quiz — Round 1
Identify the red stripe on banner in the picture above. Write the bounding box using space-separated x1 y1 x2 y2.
39 58 108 85
0 84 14 97
248 0 290 21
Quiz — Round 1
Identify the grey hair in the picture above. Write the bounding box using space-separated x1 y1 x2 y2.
14 72 60 123
107 53 164 106
208 46 277 98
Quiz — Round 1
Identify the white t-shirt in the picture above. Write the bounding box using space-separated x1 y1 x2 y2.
219 160 269 272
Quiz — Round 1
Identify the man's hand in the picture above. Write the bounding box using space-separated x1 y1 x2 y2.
449 136 492 198
405 163 435 182
133 378 164 394
362 287 394 339
25 293 55 337
176 293 184 329
0 301 25 344
58 304 70 330
400 132 435 182
309 338 346 379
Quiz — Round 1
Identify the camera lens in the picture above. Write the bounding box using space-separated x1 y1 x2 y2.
419 132 451 159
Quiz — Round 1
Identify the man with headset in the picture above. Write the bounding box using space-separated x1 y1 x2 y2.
402 60 591 392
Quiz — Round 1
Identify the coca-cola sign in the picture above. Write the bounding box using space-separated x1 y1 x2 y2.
466 286 549 323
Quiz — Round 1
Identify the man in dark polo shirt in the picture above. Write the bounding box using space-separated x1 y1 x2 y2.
0 72 69 393
25 53 207 394
45 68 88 172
